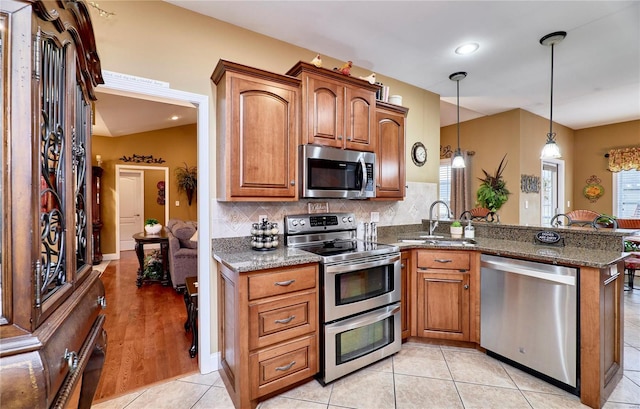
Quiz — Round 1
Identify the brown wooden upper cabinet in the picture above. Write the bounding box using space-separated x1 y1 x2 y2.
286 62 378 152
375 102 408 199
212 60 301 201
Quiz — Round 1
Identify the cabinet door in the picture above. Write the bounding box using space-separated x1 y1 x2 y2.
400 251 411 339
416 271 470 341
345 86 376 151
305 76 344 148
229 75 298 198
375 108 406 199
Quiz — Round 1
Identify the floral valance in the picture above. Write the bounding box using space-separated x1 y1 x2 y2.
608 147 640 172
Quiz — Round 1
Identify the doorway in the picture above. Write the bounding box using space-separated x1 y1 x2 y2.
541 159 565 226
115 164 170 255
118 170 144 251
98 71 214 379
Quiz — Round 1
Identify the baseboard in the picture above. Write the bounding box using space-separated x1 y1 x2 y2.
102 253 119 260
200 351 220 374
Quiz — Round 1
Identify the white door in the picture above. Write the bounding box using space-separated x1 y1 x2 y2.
119 170 144 250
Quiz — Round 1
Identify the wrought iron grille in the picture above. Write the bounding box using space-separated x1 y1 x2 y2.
74 84 88 269
39 38 67 301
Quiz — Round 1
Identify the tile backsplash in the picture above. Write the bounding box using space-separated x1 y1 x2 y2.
211 182 437 238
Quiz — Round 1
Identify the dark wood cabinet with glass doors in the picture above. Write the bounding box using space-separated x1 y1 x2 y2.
0 1 107 408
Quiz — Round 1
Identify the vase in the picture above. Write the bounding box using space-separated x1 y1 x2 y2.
450 226 463 238
145 223 162 235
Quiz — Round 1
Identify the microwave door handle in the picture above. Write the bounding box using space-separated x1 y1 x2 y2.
358 156 367 196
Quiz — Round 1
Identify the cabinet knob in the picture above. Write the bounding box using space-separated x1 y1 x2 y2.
347 137 352 141
290 180 295 186
97 295 107 309
464 284 469 290
401 263 406 268
337 136 343 140
64 349 79 371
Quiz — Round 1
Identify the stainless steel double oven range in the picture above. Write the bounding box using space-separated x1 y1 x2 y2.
284 213 401 384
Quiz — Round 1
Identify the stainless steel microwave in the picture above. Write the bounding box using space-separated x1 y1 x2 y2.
299 145 376 199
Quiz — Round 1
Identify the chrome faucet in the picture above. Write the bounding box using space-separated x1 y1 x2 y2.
429 200 453 236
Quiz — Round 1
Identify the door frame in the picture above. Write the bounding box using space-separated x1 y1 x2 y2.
541 158 566 225
115 165 169 254
99 70 214 373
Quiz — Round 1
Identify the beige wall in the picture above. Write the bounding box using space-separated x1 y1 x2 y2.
441 109 577 225
93 124 197 254
573 120 640 214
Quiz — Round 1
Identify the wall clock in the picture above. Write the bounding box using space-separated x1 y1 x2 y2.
411 142 427 167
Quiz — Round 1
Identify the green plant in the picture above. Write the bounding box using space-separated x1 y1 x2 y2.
142 249 163 280
451 221 462 227
476 154 510 212
145 218 159 226
175 162 197 205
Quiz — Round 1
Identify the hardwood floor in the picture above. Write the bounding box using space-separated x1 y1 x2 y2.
94 250 198 401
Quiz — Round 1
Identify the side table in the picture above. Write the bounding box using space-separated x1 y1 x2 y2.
184 276 198 358
133 230 170 287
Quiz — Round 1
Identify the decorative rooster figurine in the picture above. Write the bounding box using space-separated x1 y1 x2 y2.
310 54 322 68
333 61 353 76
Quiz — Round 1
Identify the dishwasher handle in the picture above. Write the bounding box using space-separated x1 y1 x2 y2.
481 258 576 286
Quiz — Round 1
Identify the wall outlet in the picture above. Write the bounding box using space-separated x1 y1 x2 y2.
175 200 180 206
370 212 380 223
259 214 268 223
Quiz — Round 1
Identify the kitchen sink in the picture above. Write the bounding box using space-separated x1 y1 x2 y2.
397 238 477 247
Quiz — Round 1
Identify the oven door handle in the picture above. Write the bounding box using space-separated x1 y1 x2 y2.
329 304 401 333
325 254 400 274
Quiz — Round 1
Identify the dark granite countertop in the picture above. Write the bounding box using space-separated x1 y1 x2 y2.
375 234 627 268
212 237 321 273
213 222 632 272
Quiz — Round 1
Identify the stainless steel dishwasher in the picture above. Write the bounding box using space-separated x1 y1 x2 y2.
480 254 578 392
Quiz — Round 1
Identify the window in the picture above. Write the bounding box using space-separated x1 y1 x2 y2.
438 159 452 218
614 169 640 217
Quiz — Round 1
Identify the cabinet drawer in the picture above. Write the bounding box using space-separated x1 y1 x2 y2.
250 335 317 398
417 251 470 271
248 265 317 300
249 291 317 350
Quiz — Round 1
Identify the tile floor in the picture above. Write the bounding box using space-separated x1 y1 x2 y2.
93 285 640 409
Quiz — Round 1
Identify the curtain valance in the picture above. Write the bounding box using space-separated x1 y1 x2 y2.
608 147 640 172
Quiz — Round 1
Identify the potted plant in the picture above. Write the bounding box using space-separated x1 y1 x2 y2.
142 249 163 280
450 220 463 237
144 218 162 234
175 162 197 206
476 154 510 212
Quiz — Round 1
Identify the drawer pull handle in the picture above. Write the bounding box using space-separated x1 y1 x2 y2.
274 279 295 286
97 295 107 309
275 361 296 372
64 349 79 371
274 315 296 324
435 259 453 263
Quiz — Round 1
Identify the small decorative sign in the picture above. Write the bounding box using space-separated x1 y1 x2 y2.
308 202 329 214
119 154 166 164
534 231 565 247
520 174 540 193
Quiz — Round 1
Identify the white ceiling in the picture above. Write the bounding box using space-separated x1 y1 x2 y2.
94 1 640 136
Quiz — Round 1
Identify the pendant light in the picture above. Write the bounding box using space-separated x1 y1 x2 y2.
449 71 467 168
539 31 566 159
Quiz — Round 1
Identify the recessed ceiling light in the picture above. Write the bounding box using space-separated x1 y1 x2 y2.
170 115 179 121
455 42 479 55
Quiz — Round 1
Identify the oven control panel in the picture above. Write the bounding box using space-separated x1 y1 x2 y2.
284 213 356 234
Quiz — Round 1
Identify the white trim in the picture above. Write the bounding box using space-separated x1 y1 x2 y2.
98 74 214 374
541 158 565 220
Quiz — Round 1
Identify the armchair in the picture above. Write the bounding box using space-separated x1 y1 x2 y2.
166 219 198 291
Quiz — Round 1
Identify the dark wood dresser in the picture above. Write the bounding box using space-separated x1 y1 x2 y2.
0 1 107 408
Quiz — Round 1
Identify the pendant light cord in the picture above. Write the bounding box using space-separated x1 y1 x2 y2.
549 43 555 138
457 79 461 150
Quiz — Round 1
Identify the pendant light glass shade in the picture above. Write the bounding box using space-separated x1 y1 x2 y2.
539 31 566 159
449 71 467 168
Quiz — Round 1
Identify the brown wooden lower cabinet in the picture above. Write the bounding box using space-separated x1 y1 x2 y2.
218 262 319 409
412 250 479 343
400 251 411 340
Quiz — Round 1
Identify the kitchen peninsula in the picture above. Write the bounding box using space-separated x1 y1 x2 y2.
213 222 631 409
